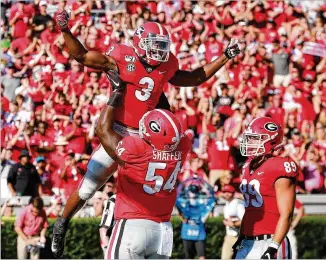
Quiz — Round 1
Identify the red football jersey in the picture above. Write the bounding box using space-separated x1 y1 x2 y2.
114 135 191 222
240 156 298 236
106 44 179 128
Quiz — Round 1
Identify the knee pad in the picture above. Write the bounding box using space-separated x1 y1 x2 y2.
78 159 113 200
78 176 99 200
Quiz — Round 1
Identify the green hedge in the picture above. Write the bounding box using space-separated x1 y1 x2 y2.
1 216 326 259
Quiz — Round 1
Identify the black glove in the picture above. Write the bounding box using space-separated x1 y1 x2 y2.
224 38 241 59
261 247 278 259
106 70 126 108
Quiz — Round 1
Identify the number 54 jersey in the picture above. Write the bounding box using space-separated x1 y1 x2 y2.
240 156 299 236
114 135 191 223
106 44 179 129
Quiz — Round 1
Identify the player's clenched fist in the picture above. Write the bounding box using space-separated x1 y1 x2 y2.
56 10 70 30
224 38 242 59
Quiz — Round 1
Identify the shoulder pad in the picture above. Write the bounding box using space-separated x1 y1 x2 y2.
116 136 148 162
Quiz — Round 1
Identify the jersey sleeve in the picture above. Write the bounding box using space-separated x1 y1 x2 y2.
116 136 146 163
274 157 299 180
104 44 122 65
166 52 179 82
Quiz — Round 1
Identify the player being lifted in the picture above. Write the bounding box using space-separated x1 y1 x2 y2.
234 117 298 259
52 10 243 258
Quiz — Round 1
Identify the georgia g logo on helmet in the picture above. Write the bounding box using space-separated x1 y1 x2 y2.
149 121 161 133
264 122 278 132
135 26 145 38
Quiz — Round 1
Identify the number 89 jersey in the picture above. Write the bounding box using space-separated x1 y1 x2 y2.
106 44 179 129
240 156 298 236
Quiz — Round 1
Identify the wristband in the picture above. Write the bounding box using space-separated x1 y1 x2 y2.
269 241 280 250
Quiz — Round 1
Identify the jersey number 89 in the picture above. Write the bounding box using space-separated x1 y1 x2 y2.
239 179 263 208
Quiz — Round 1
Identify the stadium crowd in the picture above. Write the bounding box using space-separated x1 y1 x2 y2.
1 0 326 211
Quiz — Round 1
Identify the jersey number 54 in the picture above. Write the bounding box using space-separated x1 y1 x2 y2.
143 161 182 194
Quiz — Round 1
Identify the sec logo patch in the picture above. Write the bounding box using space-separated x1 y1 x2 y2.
127 63 135 72
264 122 278 132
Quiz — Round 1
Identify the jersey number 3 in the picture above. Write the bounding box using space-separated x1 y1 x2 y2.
143 161 182 194
240 179 263 208
135 77 154 101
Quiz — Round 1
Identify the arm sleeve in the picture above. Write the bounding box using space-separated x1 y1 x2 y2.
104 44 121 64
276 157 299 180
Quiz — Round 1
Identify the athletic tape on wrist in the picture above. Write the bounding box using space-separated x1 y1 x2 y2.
270 241 280 250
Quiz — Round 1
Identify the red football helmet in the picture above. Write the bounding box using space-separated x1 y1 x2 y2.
239 117 283 157
133 22 171 66
139 109 182 152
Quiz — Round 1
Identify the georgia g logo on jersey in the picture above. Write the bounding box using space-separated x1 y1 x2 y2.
264 122 278 132
149 121 161 133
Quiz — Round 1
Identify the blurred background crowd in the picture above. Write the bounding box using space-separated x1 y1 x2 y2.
1 0 326 218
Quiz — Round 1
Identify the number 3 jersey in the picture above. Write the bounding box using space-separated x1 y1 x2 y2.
240 156 298 236
114 135 191 223
106 44 179 129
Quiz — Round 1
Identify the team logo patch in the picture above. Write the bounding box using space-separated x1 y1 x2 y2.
149 121 161 133
127 63 135 72
125 55 136 62
264 122 278 132
135 26 145 37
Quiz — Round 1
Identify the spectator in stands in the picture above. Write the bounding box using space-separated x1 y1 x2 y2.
207 127 235 186
1 148 16 199
60 151 84 199
301 148 325 193
32 1 53 38
1 63 20 101
14 197 48 260
35 156 52 196
30 121 55 157
271 39 291 88
63 115 87 160
7 150 41 197
221 184 245 260
8 1 34 39
265 94 286 127
46 195 63 219
182 156 208 182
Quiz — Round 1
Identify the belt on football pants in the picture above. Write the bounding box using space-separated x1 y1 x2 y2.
243 234 273 241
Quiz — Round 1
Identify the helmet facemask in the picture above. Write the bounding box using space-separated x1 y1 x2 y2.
239 132 270 157
139 33 170 63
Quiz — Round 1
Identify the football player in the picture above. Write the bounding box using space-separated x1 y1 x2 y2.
234 117 298 259
99 99 191 258
52 10 242 258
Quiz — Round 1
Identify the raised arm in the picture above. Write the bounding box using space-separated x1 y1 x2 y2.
169 39 243 87
95 71 126 165
56 10 117 71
